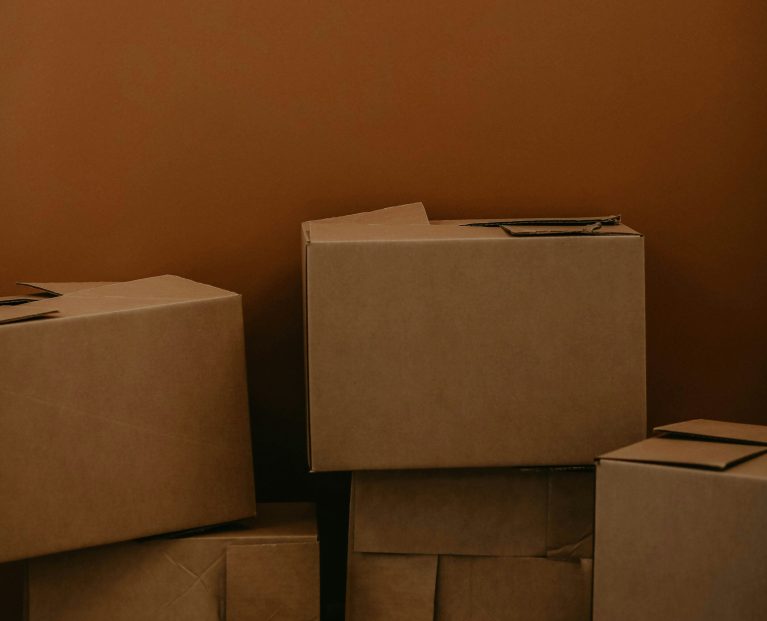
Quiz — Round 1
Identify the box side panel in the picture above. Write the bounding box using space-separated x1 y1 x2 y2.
28 538 228 621
593 461 767 621
307 236 645 470
346 552 437 621
436 556 592 621
0 296 255 561
226 542 320 621
352 469 549 557
353 469 594 558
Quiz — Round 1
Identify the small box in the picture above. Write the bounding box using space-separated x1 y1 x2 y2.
27 503 320 621
594 419 767 621
303 203 646 471
0 276 255 562
346 468 595 620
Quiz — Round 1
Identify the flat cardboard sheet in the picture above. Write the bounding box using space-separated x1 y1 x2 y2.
0 276 255 562
304 203 646 471
594 424 767 620
27 504 319 621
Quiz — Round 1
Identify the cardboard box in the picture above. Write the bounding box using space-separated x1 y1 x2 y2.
0 276 256 562
302 203 646 471
593 419 767 621
26 503 320 621
346 468 595 620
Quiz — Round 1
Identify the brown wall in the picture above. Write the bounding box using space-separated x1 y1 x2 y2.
2 0 767 617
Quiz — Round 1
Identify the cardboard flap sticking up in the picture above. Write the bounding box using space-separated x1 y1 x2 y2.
600 436 767 470
2 276 237 326
309 202 429 226
66 276 236 301
655 419 767 446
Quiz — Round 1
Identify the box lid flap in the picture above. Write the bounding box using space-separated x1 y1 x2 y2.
600 436 767 470
308 202 429 226
17 282 117 296
0 305 58 325
0 295 43 305
654 419 767 445
68 275 235 301
1 276 236 326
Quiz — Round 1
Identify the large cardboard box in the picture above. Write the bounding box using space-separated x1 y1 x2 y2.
594 419 767 621
303 203 646 471
26 503 320 621
0 276 256 562
347 468 595 621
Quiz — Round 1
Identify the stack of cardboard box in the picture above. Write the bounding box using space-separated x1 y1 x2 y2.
593 418 767 621
302 203 647 620
0 276 320 620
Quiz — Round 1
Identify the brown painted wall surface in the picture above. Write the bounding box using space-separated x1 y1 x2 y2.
2 1 766 617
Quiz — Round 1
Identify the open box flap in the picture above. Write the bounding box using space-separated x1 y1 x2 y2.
1 276 238 326
599 436 767 470
66 275 237 301
0 305 58 325
307 202 428 227
18 282 117 296
655 419 767 446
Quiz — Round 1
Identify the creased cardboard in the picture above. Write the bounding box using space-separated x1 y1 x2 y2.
27 503 319 621
0 275 255 562
347 468 594 621
594 421 767 621
303 203 646 471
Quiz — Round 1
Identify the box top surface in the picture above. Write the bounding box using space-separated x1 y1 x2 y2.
303 202 641 243
600 419 767 475
0 275 237 326
165 503 318 543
